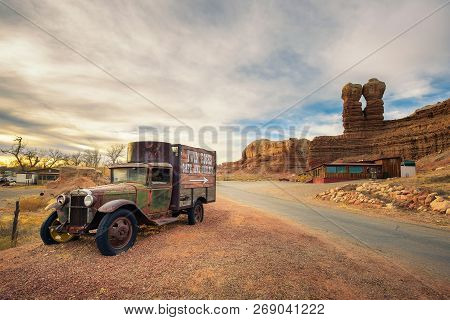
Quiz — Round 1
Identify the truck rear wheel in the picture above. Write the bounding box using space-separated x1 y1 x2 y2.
40 211 75 245
188 201 204 225
96 209 138 256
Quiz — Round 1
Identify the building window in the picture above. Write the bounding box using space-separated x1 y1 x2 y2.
326 166 337 173
336 166 346 173
349 166 363 174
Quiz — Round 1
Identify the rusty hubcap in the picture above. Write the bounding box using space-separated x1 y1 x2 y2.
108 217 132 249
194 205 203 222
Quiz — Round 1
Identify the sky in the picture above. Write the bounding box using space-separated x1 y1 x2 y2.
0 0 449 164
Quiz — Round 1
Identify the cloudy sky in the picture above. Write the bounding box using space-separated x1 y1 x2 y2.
0 0 449 163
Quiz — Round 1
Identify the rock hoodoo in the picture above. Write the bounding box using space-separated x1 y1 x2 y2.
362 78 386 128
342 78 386 134
342 83 364 132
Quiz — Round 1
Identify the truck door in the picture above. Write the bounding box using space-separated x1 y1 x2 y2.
149 167 172 213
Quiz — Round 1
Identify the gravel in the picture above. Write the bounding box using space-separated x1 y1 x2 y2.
0 197 448 299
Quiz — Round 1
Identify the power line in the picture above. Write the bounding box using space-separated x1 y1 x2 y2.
262 0 450 127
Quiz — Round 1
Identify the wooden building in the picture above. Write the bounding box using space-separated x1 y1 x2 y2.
16 168 60 185
35 168 60 185
307 156 402 183
373 156 402 179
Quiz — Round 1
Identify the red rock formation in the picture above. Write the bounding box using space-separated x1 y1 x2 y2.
342 83 364 132
220 79 449 175
219 138 310 174
362 78 385 128
308 99 450 168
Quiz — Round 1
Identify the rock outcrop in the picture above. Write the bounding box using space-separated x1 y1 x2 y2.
362 78 385 128
342 83 364 131
219 78 449 175
308 98 450 168
219 138 310 174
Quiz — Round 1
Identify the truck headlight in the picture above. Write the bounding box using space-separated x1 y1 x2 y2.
84 195 95 207
56 194 67 205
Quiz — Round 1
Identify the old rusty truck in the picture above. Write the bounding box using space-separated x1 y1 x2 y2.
40 141 216 255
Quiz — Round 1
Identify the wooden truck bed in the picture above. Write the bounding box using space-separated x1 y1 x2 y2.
170 144 216 210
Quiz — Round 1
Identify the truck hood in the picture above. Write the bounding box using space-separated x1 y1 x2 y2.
70 183 143 196
69 183 146 210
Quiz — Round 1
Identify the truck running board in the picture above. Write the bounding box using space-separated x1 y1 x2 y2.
151 217 179 226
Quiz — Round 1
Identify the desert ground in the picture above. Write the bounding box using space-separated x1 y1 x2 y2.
0 192 449 299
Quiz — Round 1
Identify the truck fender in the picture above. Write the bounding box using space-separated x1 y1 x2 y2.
44 202 62 211
98 199 137 213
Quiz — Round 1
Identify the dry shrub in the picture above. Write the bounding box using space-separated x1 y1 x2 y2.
0 211 48 250
19 195 50 212
296 173 313 183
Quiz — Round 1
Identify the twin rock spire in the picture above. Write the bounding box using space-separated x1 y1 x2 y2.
342 78 386 133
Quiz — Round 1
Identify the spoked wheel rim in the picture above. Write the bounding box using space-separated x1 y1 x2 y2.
108 216 133 249
49 219 74 243
194 205 203 223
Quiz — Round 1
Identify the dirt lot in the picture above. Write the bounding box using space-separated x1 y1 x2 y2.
0 197 448 299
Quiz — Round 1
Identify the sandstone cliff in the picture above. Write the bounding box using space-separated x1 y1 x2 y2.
220 138 310 174
219 78 449 175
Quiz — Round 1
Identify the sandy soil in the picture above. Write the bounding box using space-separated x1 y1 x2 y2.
0 197 448 300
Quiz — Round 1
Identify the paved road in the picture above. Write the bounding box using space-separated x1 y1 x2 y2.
218 181 450 279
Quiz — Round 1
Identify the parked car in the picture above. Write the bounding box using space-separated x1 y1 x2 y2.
40 141 216 256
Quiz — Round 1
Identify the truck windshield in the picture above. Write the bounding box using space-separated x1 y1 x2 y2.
111 167 147 184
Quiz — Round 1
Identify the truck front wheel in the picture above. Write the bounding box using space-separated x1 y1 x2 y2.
96 209 138 256
188 201 204 225
40 211 75 245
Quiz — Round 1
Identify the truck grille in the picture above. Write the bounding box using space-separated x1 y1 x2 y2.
69 195 87 226
70 195 85 207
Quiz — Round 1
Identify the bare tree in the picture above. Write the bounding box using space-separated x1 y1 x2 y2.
66 151 83 166
24 148 40 169
83 149 102 168
42 149 65 168
105 144 126 165
0 137 26 171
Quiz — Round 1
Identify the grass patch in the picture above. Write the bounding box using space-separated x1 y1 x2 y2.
19 195 50 211
0 211 48 250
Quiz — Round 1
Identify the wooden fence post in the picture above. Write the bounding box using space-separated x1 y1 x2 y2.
11 201 20 248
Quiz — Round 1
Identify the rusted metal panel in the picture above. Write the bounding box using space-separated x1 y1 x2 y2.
127 141 172 163
150 188 171 213
178 187 192 208
207 186 216 202
98 199 136 213
193 187 207 203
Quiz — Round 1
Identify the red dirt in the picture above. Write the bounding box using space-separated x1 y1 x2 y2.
0 197 448 299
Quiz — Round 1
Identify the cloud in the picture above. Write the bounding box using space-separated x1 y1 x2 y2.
0 0 448 163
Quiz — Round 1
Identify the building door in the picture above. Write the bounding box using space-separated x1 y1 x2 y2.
370 167 377 179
